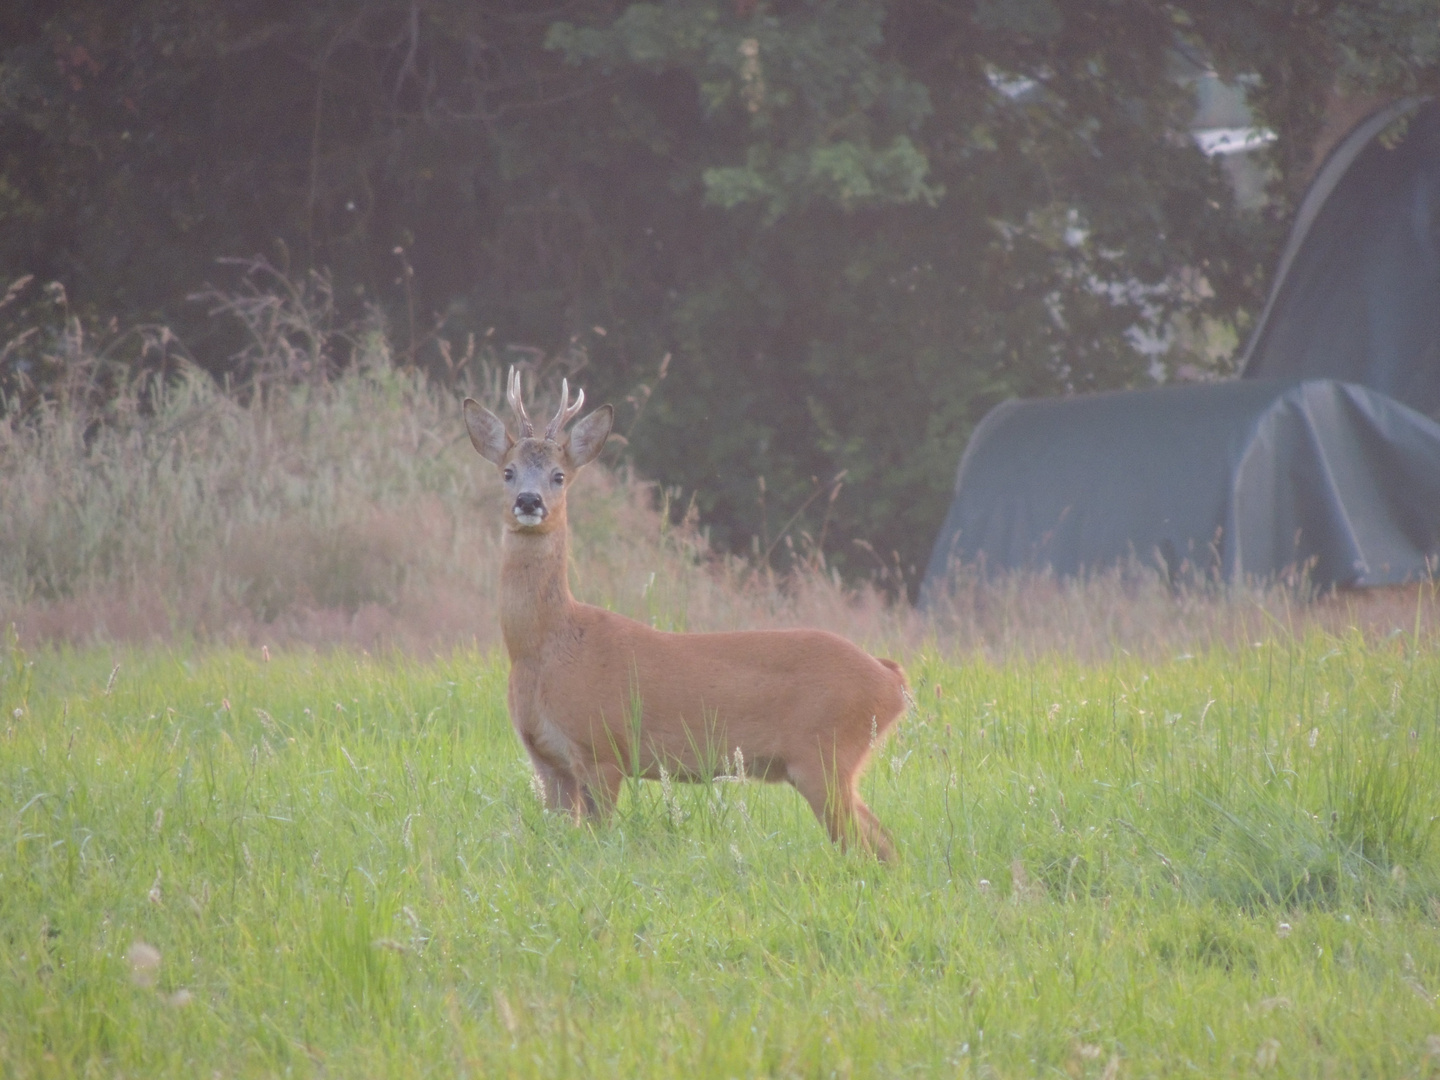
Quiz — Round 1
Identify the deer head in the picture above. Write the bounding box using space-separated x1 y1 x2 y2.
463 368 614 532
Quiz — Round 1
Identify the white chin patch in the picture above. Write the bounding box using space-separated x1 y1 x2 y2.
513 511 545 527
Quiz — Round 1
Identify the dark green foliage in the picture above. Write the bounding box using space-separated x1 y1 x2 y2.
2 2 1437 583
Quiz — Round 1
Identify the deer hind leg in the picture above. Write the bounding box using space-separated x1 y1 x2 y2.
571 757 625 822
523 735 588 823
789 762 894 862
850 792 896 863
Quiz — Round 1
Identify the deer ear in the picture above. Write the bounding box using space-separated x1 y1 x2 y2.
463 398 512 464
566 404 613 469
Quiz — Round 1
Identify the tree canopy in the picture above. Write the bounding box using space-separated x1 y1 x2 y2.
4 1 1437 585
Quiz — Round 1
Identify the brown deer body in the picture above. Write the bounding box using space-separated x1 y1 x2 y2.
465 371 907 859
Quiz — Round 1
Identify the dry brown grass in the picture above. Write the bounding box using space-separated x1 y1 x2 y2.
924 567 1438 663
0 338 914 654
2 298 1435 660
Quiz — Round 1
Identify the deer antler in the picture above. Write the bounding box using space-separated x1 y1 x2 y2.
544 379 586 441
507 366 535 438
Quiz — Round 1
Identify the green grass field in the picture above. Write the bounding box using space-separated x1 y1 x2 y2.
4 627 1440 1077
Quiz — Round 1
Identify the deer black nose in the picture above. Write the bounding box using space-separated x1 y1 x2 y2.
514 492 545 518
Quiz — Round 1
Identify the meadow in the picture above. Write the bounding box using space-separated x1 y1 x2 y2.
4 301 1440 1075
4 624 1440 1077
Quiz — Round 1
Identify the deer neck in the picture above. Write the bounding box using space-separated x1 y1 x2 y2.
499 512 575 657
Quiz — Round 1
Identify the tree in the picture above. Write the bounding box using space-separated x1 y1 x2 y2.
2 1 1436 586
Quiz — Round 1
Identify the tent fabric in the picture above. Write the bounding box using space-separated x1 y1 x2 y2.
1240 98 1440 416
922 378 1440 594
923 97 1440 597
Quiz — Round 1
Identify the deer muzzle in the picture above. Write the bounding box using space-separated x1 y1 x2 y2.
513 491 546 525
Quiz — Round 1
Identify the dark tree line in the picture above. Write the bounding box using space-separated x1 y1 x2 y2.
3 1 1437 583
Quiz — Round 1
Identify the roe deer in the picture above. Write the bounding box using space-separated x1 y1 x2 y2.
464 369 908 859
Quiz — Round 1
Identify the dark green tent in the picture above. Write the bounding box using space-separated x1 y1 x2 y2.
1240 98 1440 413
924 98 1440 596
923 378 1440 590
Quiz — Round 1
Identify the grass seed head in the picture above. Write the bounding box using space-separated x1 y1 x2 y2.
493 989 518 1036
658 761 682 827
128 941 161 987
1255 1038 1280 1071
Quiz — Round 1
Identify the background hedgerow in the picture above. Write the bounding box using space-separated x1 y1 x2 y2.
7 3 1439 580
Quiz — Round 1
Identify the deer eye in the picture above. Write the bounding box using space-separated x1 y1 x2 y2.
551 471 565 486
503 467 516 482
